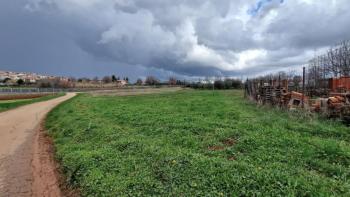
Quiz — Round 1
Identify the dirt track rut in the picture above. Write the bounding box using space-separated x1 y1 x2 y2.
0 93 76 196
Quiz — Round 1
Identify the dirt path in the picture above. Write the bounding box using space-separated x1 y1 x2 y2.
0 93 76 197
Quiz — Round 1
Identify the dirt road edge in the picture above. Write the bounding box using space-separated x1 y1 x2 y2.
31 122 80 197
31 94 80 197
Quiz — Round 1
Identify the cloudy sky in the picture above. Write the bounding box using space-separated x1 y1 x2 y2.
1 0 350 80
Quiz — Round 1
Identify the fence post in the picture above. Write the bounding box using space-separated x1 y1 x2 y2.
302 67 305 109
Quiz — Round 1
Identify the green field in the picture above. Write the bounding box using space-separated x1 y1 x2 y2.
0 93 65 112
46 90 350 196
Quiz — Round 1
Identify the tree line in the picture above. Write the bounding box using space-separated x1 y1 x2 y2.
186 78 243 90
246 40 350 96
306 40 350 91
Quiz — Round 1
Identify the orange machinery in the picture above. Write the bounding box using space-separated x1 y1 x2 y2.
329 77 350 92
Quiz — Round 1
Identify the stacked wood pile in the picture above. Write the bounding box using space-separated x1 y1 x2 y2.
245 79 350 124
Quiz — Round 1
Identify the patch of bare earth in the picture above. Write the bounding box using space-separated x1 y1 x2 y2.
221 138 236 146
32 124 79 197
207 137 237 161
208 145 225 151
0 93 55 101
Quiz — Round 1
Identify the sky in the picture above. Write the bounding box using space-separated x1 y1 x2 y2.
1 0 350 81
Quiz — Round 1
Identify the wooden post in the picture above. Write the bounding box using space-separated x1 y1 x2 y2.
278 74 281 88
302 67 305 109
323 57 326 96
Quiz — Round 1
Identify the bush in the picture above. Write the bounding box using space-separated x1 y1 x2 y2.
37 78 73 88
214 80 225 89
135 78 143 85
17 79 24 86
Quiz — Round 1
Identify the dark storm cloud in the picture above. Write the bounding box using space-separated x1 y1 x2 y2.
1 0 350 79
264 1 350 50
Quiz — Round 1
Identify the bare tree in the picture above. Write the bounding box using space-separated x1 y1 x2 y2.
136 78 143 85
339 40 350 76
102 76 112 83
68 77 77 83
145 76 160 85
168 77 177 86
92 77 99 83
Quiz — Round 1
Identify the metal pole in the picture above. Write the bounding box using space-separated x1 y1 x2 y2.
302 67 305 109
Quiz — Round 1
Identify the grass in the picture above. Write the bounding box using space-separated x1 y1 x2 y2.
0 93 65 112
45 90 350 196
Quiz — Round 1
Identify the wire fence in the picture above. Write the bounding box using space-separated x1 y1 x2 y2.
0 85 182 94
0 88 64 94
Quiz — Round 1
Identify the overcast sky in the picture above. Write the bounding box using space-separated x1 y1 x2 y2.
1 0 350 80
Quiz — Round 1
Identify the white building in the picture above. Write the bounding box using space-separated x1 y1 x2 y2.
116 80 128 87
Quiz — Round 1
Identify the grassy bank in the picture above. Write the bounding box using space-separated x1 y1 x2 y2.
0 93 65 112
46 90 350 196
